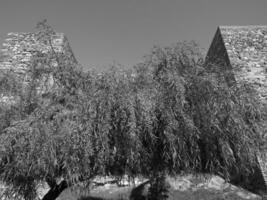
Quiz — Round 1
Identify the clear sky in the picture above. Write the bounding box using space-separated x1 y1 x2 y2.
0 0 267 71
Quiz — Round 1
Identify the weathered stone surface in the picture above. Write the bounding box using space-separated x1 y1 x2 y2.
0 31 77 105
206 25 267 190
206 26 267 104
0 32 76 74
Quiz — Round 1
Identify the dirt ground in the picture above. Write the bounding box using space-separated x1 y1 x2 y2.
56 174 262 200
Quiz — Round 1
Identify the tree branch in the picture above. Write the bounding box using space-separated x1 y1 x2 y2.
42 180 68 200
45 176 57 188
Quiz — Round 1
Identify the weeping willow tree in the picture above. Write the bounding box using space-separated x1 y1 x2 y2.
132 43 263 199
0 21 264 200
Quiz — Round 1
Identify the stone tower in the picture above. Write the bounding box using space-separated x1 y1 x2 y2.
206 26 267 190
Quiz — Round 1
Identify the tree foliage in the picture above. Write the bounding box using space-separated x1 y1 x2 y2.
0 21 264 200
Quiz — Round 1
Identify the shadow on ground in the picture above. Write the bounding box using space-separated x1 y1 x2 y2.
78 197 104 200
57 174 261 200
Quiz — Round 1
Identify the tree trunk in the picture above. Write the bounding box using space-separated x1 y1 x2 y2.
197 139 208 172
41 180 68 200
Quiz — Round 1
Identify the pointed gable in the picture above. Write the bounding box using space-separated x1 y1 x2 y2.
206 27 231 69
206 25 267 191
205 27 235 85
206 26 267 102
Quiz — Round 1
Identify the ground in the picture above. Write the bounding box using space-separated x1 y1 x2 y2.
55 174 261 200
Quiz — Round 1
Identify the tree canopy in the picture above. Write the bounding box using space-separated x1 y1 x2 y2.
0 21 264 200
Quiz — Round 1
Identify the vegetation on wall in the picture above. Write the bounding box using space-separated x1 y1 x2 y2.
0 21 264 200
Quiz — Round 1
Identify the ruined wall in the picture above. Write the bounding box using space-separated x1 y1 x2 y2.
220 26 267 105
206 26 267 190
0 32 76 73
0 32 76 105
220 27 267 157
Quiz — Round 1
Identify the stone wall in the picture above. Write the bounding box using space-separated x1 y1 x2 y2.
0 32 76 73
206 26 267 191
220 26 267 105
0 31 76 106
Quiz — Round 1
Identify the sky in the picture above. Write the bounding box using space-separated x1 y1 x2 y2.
0 0 267 71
